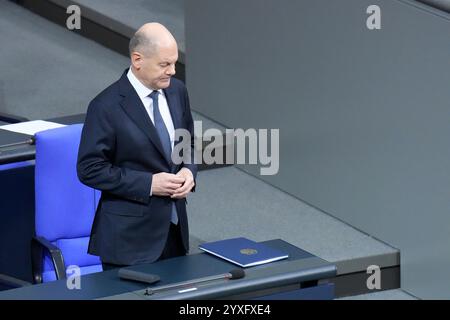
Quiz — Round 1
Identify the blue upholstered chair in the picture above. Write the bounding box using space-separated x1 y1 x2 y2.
31 124 102 283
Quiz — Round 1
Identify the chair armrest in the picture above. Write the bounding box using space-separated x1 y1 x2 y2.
0 112 29 124
0 274 32 288
31 236 66 284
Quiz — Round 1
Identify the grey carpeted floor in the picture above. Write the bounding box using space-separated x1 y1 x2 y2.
0 0 215 129
73 0 185 52
0 0 129 120
187 166 398 270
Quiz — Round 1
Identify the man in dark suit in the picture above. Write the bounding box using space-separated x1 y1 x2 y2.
77 23 197 271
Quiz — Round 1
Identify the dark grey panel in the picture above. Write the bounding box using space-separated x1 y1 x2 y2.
330 266 400 298
186 0 450 298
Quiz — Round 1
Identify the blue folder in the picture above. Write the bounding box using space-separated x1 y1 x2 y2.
199 237 289 267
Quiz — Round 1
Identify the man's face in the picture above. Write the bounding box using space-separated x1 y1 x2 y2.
137 42 178 90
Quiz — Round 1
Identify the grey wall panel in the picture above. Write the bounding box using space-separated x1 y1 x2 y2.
186 0 450 298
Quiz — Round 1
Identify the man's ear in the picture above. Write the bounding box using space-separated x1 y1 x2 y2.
131 52 143 70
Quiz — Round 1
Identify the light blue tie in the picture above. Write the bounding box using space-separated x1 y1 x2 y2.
149 91 178 225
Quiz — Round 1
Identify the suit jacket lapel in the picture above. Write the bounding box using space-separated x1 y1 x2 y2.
118 72 171 165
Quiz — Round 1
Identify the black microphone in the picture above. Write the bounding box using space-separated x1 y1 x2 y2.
118 268 161 285
144 268 245 295
227 269 245 280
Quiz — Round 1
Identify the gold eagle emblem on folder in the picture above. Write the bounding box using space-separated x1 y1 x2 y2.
240 248 258 255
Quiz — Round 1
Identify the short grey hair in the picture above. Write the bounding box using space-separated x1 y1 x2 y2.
129 31 157 57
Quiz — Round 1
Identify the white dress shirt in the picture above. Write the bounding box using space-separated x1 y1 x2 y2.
127 68 175 150
127 68 177 209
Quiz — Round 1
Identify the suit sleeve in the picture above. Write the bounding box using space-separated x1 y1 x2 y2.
182 86 198 191
77 99 152 204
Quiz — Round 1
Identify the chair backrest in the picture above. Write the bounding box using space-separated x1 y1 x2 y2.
35 124 101 281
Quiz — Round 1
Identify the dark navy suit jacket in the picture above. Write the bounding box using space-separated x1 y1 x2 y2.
77 70 197 265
